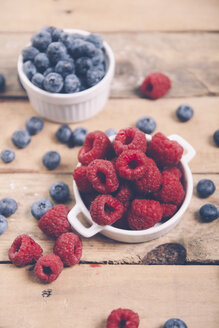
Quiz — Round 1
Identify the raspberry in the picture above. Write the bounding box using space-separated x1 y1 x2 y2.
73 165 94 193
87 159 119 193
163 167 182 179
80 191 99 209
106 308 140 328
161 203 178 219
140 72 171 99
113 201 131 229
53 232 82 266
114 181 133 203
128 199 163 230
90 195 124 225
116 150 147 181
134 157 161 194
38 204 71 238
8 234 43 267
147 132 183 167
34 254 63 283
78 131 112 165
113 127 147 155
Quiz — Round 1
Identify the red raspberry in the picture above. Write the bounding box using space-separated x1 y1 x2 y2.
87 159 119 193
73 165 94 193
140 72 171 99
134 157 161 194
161 203 178 219
90 195 124 225
113 127 147 155
34 254 63 283
113 201 131 230
148 132 183 167
53 232 82 266
38 204 71 238
114 181 133 203
116 150 147 181
128 199 163 230
163 167 182 179
8 234 43 267
106 308 140 328
78 131 112 165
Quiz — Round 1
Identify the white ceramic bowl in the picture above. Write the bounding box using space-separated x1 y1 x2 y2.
68 134 196 243
17 29 115 123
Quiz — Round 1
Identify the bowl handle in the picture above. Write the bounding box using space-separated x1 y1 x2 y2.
68 204 103 238
168 134 196 163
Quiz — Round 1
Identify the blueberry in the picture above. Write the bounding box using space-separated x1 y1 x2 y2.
196 179 216 198
0 215 8 235
86 68 105 87
12 129 31 148
176 104 194 122
69 127 88 147
31 198 53 220
86 33 103 49
23 61 37 80
105 128 117 137
0 198 18 217
31 73 44 89
32 31 52 51
52 28 64 42
47 42 67 65
0 74 6 92
43 72 63 93
43 151 61 170
43 67 54 76
64 74 81 93
56 125 72 144
213 130 219 147
136 116 156 134
34 53 50 73
199 204 219 222
25 116 44 135
49 181 70 203
92 49 105 66
75 57 93 76
69 39 96 59
40 26 56 35
22 46 39 62
163 318 187 328
55 59 75 78
1 149 15 163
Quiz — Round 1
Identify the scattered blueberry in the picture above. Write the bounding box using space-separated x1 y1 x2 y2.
43 72 63 93
22 46 39 62
47 42 67 65
32 31 52 51
64 74 81 93
23 61 37 80
34 53 50 73
49 181 70 203
0 215 8 235
55 59 75 78
43 151 61 170
105 128 117 137
75 57 93 76
0 74 6 92
70 127 88 146
69 39 96 59
52 28 64 42
0 198 18 217
163 318 187 328
199 204 219 222
176 104 194 122
196 179 216 198
86 68 105 87
31 73 44 89
86 33 103 49
31 198 53 220
12 129 31 148
1 149 15 163
56 125 72 144
25 116 44 135
92 48 105 66
136 116 156 134
213 130 219 147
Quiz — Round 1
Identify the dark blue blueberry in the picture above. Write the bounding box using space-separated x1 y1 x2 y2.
213 129 219 147
176 104 194 122
22 46 39 62
64 74 81 93
1 149 15 163
0 74 6 92
25 116 44 135
47 42 67 65
199 204 219 222
52 28 64 41
197 179 216 198
0 198 18 217
75 57 93 76
31 31 52 51
163 318 187 328
105 128 117 137
34 53 50 73
136 116 156 134
23 61 37 80
69 39 96 59
86 33 103 49
56 125 72 144
0 215 8 235
86 68 105 87
43 67 54 76
31 198 53 220
43 151 61 170
43 72 63 93
70 127 88 146
55 59 75 78
49 181 70 203
40 26 56 35
92 48 105 66
12 129 31 148
31 73 44 89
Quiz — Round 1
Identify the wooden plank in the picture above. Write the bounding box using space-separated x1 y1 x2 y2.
1 32 219 99
0 98 218 174
0 265 218 328
0 173 218 263
1 0 219 32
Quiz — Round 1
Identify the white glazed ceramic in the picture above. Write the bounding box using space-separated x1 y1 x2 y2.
68 134 196 243
17 29 115 123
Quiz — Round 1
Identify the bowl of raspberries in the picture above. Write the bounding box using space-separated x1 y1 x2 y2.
69 127 196 243
17 26 115 123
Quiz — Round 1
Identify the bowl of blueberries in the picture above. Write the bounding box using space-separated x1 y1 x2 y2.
17 26 115 123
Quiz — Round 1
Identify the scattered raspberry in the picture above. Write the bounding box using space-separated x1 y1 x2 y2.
78 131 111 165
87 159 119 193
73 165 94 193
114 181 133 203
53 232 82 266
106 308 140 328
34 253 63 283
147 132 183 167
38 204 71 238
128 199 163 230
140 72 171 100
90 195 124 225
113 127 147 155
161 203 178 219
163 167 182 179
8 234 43 267
116 150 147 181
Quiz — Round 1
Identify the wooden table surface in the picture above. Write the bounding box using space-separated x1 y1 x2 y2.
0 1 219 327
